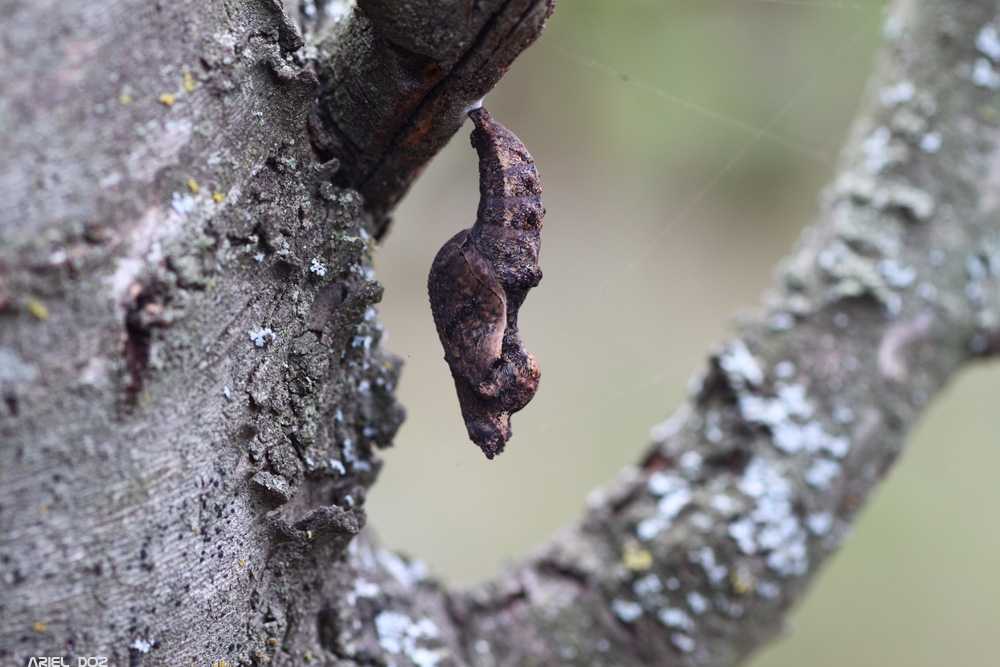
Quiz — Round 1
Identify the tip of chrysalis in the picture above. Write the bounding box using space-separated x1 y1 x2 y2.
479 440 504 460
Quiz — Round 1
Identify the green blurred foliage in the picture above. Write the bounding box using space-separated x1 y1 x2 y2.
367 1 1000 664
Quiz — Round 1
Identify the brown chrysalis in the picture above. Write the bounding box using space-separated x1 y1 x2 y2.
427 106 544 459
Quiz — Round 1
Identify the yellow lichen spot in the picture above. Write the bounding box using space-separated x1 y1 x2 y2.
264 660 270 665
187 179 199 194
238 654 244 661
212 190 225 203
183 71 196 93
306 529 313 540
39 506 48 515
255 652 263 659
158 92 176 107
27 297 49 320
621 543 653 572
304 650 313 662
268 638 277 646
730 570 755 596
118 92 133 105
220 660 226 667
239 559 245 567
34 622 47 632
192 525 201 534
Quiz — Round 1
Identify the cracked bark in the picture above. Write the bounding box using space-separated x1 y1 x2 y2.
1 0 998 666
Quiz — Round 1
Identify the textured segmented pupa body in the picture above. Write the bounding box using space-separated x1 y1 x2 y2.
427 106 544 459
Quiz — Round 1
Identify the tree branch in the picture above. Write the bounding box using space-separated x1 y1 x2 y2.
307 0 557 236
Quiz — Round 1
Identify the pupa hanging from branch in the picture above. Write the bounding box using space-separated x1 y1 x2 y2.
427 106 544 459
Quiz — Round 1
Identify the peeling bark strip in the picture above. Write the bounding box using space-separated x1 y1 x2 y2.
428 108 543 459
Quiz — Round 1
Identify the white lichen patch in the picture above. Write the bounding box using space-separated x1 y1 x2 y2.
348 579 380 605
0 348 38 384
919 131 942 154
377 550 429 589
805 458 842 489
738 382 850 459
817 239 896 309
375 611 442 667
728 457 809 577
972 58 1000 89
248 328 276 347
704 411 723 443
756 580 782 599
131 638 152 653
690 546 727 586
679 450 703 472
686 591 710 615
740 383 810 427
637 474 692 541
978 25 1000 62
832 406 856 424
890 106 928 137
326 0 355 22
916 283 938 303
861 126 893 173
966 252 989 299
611 598 643 624
310 257 327 276
649 405 690 443
714 594 745 619
880 80 915 108
806 512 834 536
647 471 684 496
878 258 917 288
768 311 795 331
836 174 935 222
657 607 694 631
884 13 904 41
171 191 196 215
773 360 796 379
709 494 737 515
632 573 663 598
671 633 696 653
718 339 764 389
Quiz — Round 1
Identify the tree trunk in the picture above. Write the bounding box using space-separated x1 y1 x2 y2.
1 0 998 665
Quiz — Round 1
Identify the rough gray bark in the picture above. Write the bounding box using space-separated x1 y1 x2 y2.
1 0 998 666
